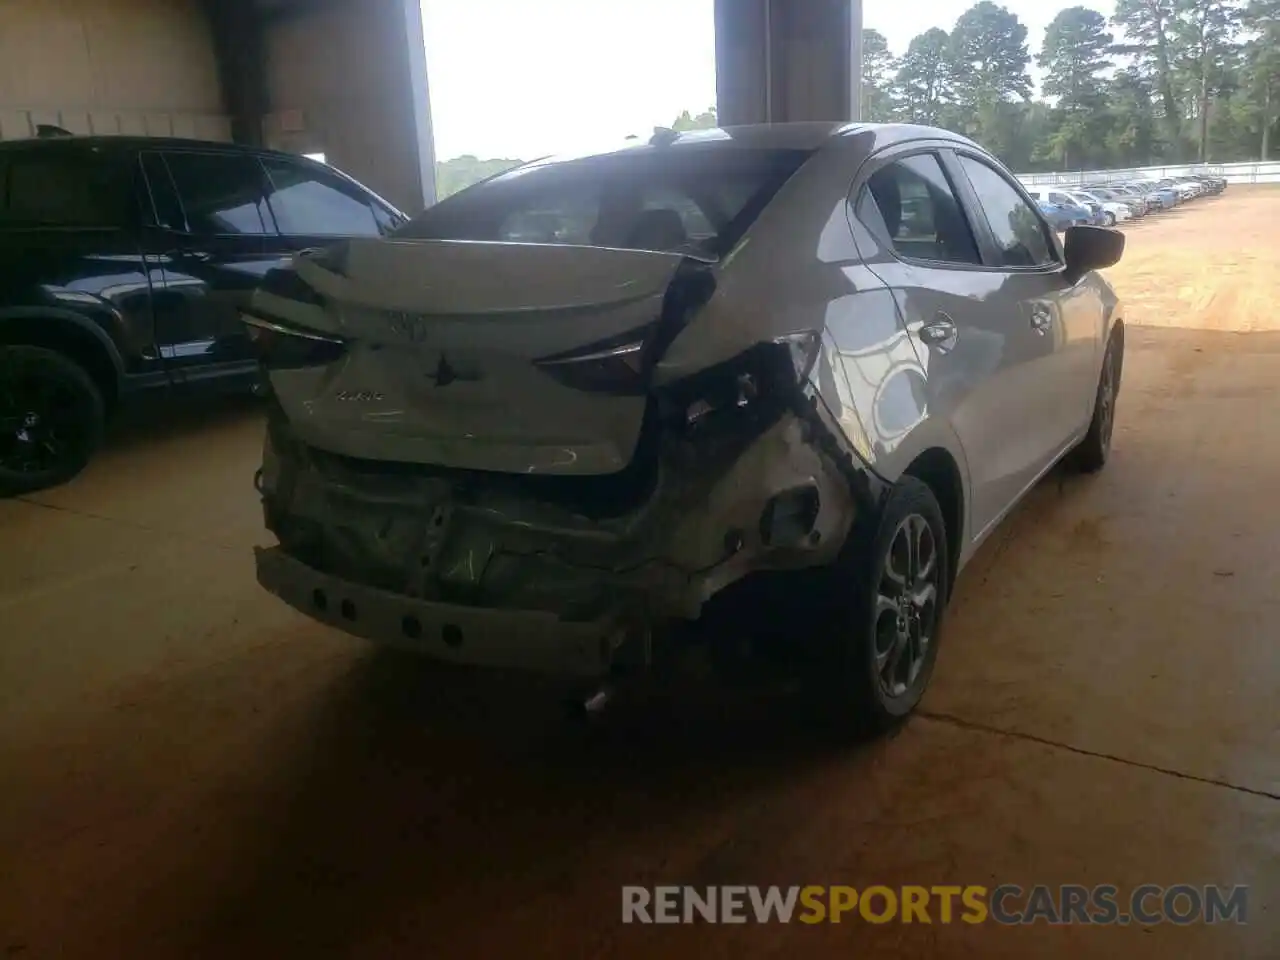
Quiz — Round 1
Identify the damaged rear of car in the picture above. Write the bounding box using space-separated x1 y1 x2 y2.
250 133 875 689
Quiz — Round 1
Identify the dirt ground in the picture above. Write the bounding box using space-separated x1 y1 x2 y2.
1 188 1278 958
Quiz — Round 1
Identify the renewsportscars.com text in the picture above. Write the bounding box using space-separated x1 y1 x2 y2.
621 884 1249 925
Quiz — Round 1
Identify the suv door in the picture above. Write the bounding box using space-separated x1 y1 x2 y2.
0 142 160 384
139 149 279 386
848 146 1062 542
948 151 1101 477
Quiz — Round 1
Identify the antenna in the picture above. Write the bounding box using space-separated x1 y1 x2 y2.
35 124 73 138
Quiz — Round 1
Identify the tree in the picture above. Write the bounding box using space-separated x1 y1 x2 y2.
1242 0 1279 157
1173 0 1242 161
435 155 523 199
1113 0 1185 155
671 107 718 131
1105 66 1161 165
949 2 1033 156
893 28 955 124
950 2 1033 105
1039 7 1115 167
861 29 898 121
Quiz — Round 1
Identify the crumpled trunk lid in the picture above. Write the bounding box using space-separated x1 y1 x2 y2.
261 238 691 476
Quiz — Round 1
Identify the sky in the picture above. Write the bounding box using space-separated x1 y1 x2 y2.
421 0 1116 163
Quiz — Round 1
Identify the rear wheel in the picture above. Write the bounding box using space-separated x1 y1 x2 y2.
0 346 105 496
809 476 949 735
1103 211 1116 227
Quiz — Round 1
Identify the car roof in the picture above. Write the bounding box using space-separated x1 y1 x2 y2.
0 133 313 166
513 121 986 171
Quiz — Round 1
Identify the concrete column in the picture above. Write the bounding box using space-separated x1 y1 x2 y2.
261 0 437 213
714 0 863 126
201 0 267 145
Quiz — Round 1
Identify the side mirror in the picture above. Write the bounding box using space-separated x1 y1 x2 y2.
1063 225 1124 281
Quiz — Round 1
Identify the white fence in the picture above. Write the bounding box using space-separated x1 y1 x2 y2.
1016 159 1280 187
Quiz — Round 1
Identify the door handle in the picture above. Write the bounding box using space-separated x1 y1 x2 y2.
919 314 958 353
1030 305 1053 335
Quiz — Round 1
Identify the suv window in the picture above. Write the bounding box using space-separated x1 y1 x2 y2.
958 156 1056 268
262 158 383 237
0 148 132 228
162 151 271 235
858 153 981 265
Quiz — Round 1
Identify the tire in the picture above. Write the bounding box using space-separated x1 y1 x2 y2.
1072 328 1124 473
0 345 105 496
808 476 950 736
1104 211 1116 227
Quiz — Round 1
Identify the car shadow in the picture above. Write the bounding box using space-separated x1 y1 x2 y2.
184 644 896 955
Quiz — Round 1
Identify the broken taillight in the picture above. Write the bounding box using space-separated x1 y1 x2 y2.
660 331 821 436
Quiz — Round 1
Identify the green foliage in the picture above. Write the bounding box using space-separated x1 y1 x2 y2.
870 0 1278 169
671 107 718 131
893 28 955 124
435 155 522 199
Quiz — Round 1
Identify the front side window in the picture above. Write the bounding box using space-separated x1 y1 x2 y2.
162 152 270 236
857 153 981 265
0 148 131 228
262 158 382 237
396 147 813 258
958 156 1057 268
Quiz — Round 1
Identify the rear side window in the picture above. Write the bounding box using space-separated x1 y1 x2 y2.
162 151 271 235
397 147 812 258
957 156 1056 268
857 153 981 266
261 158 383 237
0 148 132 228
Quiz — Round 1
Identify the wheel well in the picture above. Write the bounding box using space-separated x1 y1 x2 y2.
0 317 120 410
904 448 964 592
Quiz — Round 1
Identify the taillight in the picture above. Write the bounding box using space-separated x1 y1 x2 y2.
532 324 654 395
243 313 347 371
659 331 820 436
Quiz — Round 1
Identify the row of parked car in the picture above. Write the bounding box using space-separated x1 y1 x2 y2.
1023 173 1228 231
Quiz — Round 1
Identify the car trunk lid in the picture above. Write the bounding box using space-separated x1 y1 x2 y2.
262 238 695 476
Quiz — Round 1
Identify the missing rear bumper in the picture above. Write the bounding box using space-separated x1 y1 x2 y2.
256 545 640 677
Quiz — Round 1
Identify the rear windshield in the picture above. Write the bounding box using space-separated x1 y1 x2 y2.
395 147 813 259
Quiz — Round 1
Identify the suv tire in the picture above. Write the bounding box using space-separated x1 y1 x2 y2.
0 345 105 496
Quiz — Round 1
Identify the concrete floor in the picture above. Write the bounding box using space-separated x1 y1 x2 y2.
2 191 1278 957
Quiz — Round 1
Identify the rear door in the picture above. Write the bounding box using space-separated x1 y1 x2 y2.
140 149 279 384
848 146 1062 540
947 150 1101 480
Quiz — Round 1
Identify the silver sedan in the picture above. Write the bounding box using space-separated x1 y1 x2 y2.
247 122 1125 732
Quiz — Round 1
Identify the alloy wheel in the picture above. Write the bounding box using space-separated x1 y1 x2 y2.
0 373 87 478
873 514 940 700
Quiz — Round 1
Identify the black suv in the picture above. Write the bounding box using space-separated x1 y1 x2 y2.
0 136 406 494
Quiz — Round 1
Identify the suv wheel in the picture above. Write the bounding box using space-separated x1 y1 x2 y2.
809 476 949 735
0 346 105 496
